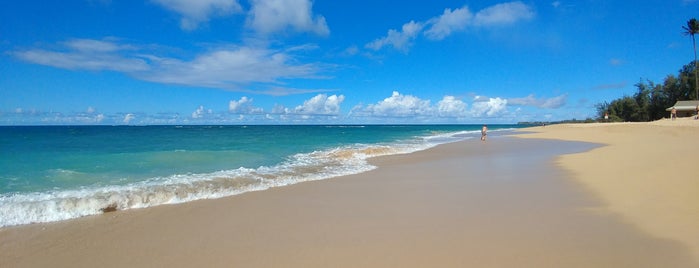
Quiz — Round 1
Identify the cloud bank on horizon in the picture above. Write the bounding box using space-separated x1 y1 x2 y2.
3 90 566 125
2 0 696 124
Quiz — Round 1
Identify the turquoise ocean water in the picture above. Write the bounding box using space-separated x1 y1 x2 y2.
0 125 521 227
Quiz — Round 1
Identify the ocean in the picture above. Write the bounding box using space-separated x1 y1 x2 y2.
0 124 521 227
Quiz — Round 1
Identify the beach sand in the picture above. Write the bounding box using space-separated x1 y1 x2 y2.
515 118 699 263
2 123 698 267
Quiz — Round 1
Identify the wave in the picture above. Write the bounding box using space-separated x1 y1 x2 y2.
0 131 470 228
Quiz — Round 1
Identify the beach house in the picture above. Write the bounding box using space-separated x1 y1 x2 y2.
666 100 699 117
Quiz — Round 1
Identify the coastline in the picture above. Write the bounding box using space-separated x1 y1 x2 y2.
514 118 699 262
2 126 698 267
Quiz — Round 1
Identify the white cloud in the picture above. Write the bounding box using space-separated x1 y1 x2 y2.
65 38 136 52
472 95 490 102
73 111 105 123
272 103 291 114
507 94 567 108
123 113 135 124
247 0 329 36
541 95 567 108
12 39 149 72
192 105 204 118
352 91 432 117
229 96 264 113
436 96 468 117
471 97 508 117
13 39 329 95
139 46 323 90
152 0 242 31
191 105 213 118
473 1 535 26
424 7 472 40
293 94 345 115
371 1 535 51
365 21 424 52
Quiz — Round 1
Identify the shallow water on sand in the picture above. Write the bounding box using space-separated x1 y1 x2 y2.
0 124 522 227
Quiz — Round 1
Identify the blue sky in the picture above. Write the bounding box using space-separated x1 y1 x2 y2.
1 0 697 125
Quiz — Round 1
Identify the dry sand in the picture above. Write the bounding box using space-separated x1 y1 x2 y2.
515 118 699 262
1 123 698 267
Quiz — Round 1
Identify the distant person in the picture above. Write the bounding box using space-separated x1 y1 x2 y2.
695 105 698 120
604 112 609 122
671 107 677 120
481 125 487 141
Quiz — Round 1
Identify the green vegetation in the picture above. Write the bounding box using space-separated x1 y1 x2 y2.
595 18 698 122
596 61 697 122
683 18 699 101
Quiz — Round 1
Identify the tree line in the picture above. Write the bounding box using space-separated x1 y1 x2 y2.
596 61 697 122
596 18 698 122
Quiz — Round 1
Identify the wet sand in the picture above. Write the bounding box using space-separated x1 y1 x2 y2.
1 131 697 267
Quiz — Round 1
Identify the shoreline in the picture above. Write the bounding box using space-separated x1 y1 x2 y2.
2 126 698 267
0 126 493 228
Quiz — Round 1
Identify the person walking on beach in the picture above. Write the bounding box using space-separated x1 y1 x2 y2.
481 125 488 141
671 107 677 120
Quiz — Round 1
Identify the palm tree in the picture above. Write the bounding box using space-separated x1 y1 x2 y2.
683 18 699 100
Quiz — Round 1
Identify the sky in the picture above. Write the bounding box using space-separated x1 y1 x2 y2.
1 0 698 125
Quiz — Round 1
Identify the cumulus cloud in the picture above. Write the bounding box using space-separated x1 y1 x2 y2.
152 0 329 35
365 21 424 52
191 105 210 118
73 112 105 124
472 1 534 26
293 94 345 115
152 0 242 31
370 1 535 51
507 94 567 108
424 7 472 40
123 113 135 124
229 96 264 113
471 97 508 117
436 96 468 117
79 107 104 123
247 0 329 36
351 91 432 117
272 103 290 114
350 92 472 119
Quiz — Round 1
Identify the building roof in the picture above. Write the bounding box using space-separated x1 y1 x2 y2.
666 100 699 111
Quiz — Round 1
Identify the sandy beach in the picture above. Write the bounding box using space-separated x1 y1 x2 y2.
515 118 699 263
2 122 699 267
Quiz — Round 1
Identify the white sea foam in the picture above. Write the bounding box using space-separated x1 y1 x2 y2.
0 131 465 228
